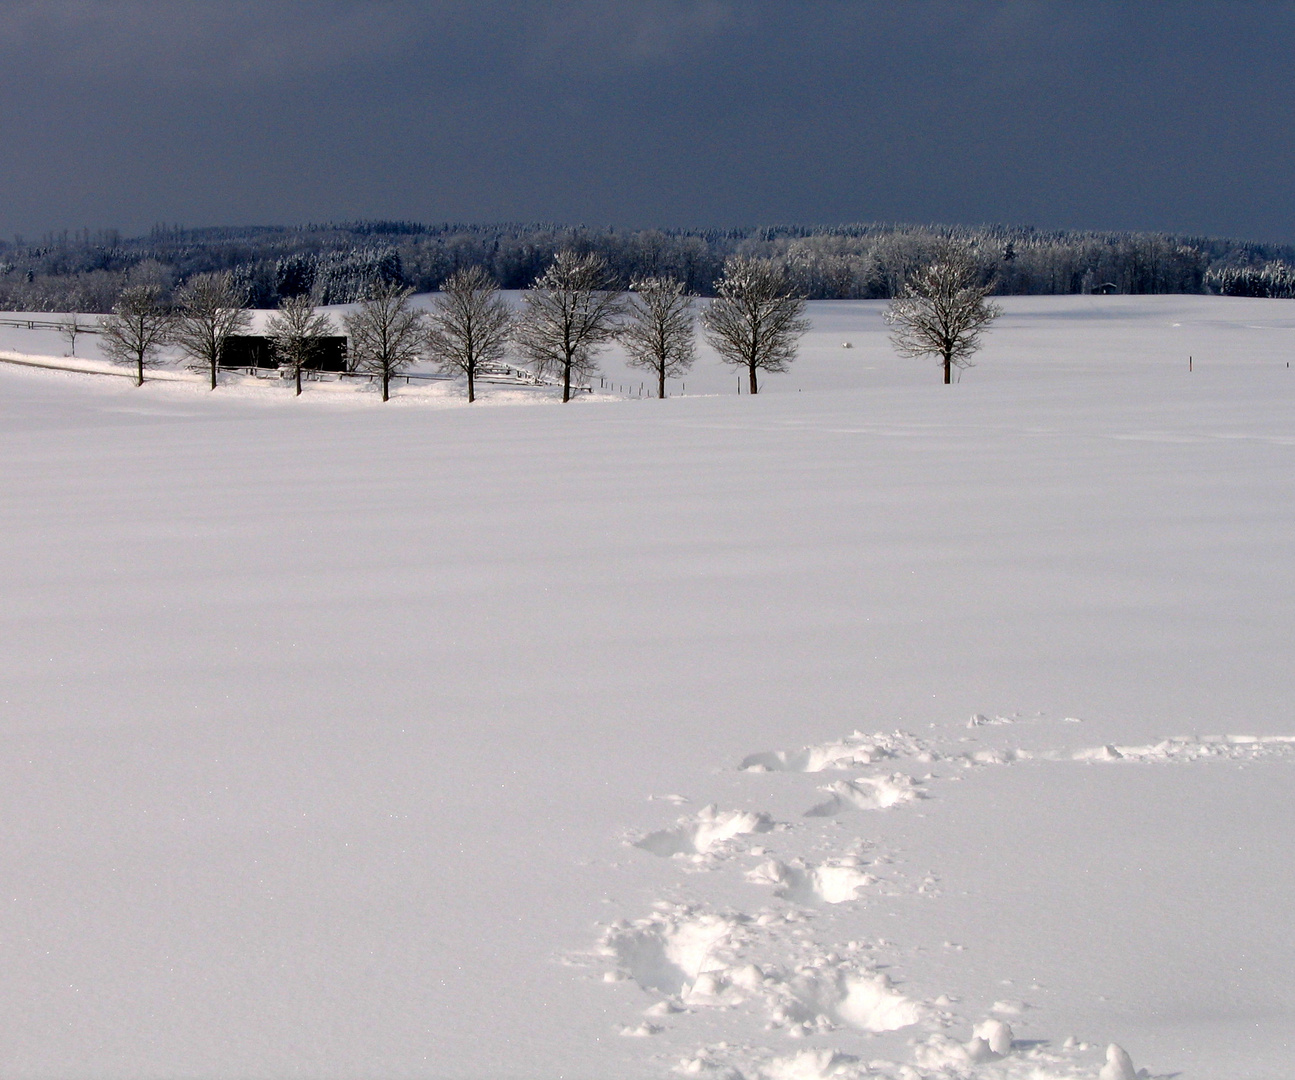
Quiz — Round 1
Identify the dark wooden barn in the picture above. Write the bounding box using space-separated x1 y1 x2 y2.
220 336 349 372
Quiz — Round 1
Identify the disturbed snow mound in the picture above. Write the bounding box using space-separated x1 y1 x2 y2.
967 713 1019 727
600 906 924 1034
804 773 922 816
602 904 744 999
757 1048 864 1080
745 856 876 905
633 804 774 859
740 731 933 773
767 965 925 1035
954 746 1031 768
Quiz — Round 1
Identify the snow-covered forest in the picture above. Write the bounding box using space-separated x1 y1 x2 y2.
4 220 1295 312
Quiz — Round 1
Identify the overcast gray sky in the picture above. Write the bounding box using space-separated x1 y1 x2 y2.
2 1 1294 242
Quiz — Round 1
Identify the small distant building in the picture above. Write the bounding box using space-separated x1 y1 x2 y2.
1090 282 1119 295
219 335 349 372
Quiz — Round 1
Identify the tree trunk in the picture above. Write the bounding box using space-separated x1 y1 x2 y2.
382 368 390 402
210 355 217 390
943 351 952 385
296 365 302 396
562 358 572 403
136 354 144 387
748 362 759 395
467 368 475 403
658 367 665 399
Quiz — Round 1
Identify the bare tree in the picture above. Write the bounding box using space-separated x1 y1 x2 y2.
620 276 696 399
172 272 251 390
514 251 624 402
702 257 809 394
99 285 171 386
344 281 425 401
57 314 89 357
266 295 336 397
425 265 513 403
885 244 1003 384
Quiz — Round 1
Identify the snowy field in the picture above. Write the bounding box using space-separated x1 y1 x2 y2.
1 295 1293 1080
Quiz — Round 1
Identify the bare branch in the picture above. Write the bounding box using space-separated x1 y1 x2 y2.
425 265 513 403
514 251 624 402
701 257 808 395
343 281 425 402
172 272 252 390
620 276 696 399
884 244 1003 384
266 294 336 397
57 314 88 357
99 285 171 386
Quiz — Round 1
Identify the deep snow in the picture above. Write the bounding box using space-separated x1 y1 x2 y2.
0 295 1293 1079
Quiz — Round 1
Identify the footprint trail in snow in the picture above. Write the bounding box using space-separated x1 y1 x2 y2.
583 718 1295 1079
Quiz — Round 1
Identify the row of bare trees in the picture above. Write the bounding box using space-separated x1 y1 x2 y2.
101 273 347 394
99 253 814 401
99 272 411 396
428 251 812 402
496 245 1002 392
100 275 253 389
97 244 1000 397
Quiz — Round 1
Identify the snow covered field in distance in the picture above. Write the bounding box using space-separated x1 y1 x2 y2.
0 295 1293 1079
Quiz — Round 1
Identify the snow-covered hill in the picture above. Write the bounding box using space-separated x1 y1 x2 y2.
0 295 1292 1079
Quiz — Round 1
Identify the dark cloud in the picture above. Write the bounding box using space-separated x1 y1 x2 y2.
2 1 1294 241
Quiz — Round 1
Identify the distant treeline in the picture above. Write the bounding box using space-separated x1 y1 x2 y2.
2 220 1294 313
